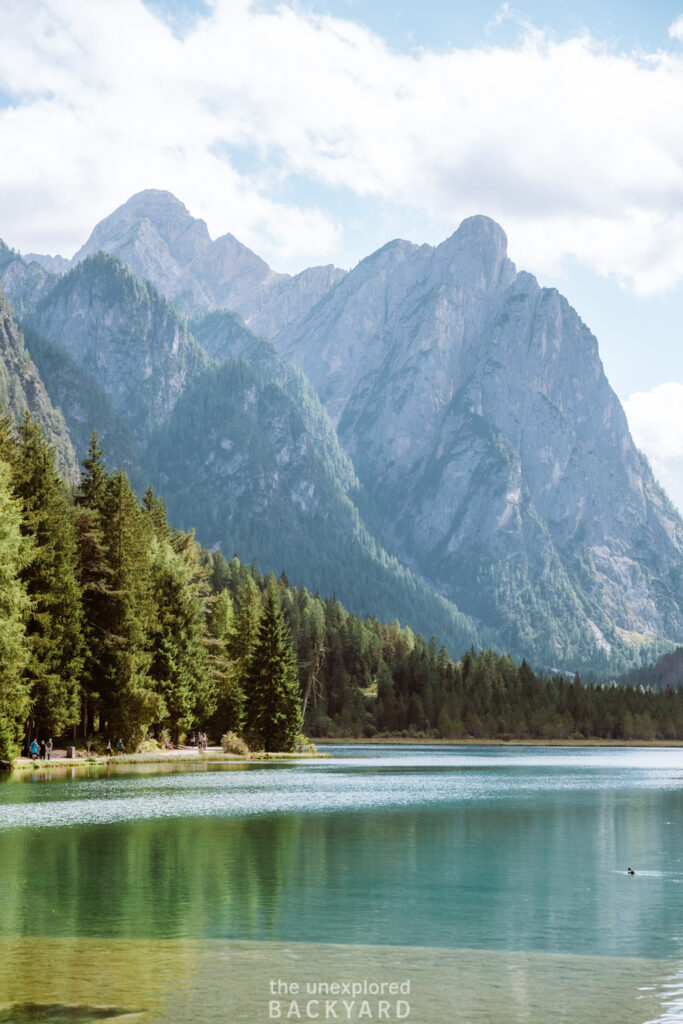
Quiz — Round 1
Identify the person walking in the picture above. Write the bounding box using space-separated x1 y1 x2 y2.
116 738 125 754
29 738 38 760
106 739 113 757
39 739 46 760
46 738 53 761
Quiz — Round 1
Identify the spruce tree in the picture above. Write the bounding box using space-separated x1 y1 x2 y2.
206 588 245 735
0 459 32 762
244 582 302 752
14 414 83 738
147 532 209 742
79 430 107 512
74 505 112 738
98 469 162 745
223 576 262 734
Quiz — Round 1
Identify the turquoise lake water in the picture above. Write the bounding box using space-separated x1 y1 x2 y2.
1 744 682 1022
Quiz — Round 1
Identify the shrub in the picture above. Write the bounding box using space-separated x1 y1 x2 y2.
295 733 318 754
221 732 250 756
137 738 162 753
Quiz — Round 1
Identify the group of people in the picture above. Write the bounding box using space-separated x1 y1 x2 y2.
105 739 126 756
28 738 53 760
189 731 208 750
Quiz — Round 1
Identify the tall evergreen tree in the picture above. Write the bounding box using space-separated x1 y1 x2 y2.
206 588 246 735
244 582 302 752
0 459 33 762
14 414 83 738
74 505 112 738
147 531 210 741
223 576 262 730
98 469 162 744
79 430 107 512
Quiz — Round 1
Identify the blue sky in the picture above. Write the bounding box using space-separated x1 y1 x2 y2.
1 0 683 505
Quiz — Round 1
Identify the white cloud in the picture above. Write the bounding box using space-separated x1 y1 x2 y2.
2 1 683 286
624 382 683 512
669 14 683 41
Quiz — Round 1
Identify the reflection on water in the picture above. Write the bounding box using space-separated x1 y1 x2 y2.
1 749 682 957
0 938 682 1024
1 745 683 1022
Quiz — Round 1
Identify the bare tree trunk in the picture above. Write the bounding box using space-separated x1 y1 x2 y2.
302 628 327 720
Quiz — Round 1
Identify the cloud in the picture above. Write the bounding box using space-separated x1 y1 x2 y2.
2 0 683 286
624 382 683 512
669 14 683 41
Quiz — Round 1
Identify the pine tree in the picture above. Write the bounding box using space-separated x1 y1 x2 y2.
147 532 209 742
206 588 246 735
79 430 107 512
223 576 262 731
14 414 83 738
244 582 302 752
98 469 163 745
0 459 33 762
74 505 112 739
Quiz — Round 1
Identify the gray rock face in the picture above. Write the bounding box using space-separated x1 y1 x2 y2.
0 241 58 318
0 286 78 481
275 216 683 666
25 252 208 438
22 253 71 275
190 310 358 494
73 189 346 332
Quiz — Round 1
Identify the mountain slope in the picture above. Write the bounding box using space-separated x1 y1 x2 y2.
20 323 145 490
616 646 683 691
25 253 209 438
0 285 77 480
147 357 486 652
274 217 683 670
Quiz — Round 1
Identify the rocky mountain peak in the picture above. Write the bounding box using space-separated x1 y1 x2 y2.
65 190 346 333
74 189 212 274
434 215 515 292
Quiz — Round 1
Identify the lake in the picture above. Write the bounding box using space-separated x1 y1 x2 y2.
0 744 682 1023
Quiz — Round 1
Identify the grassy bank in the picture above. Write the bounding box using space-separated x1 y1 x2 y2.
9 748 328 772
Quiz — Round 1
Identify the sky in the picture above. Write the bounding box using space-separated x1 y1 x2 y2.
0 0 682 508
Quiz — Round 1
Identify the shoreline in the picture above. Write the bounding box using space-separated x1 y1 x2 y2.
7 748 328 773
314 736 683 747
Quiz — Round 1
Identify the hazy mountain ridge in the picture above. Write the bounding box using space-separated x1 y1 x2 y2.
616 646 683 691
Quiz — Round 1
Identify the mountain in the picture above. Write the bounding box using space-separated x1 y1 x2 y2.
274 216 683 670
72 189 346 332
0 282 77 481
3 246 484 655
616 647 683 691
147 357 486 651
24 253 209 439
2 194 682 674
0 240 58 318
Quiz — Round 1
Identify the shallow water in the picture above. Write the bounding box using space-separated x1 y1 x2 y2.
1 744 682 1022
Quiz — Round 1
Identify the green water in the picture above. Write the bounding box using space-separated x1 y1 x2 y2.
1 744 682 1022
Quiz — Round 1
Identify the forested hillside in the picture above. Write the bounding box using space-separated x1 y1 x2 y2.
1 418 681 765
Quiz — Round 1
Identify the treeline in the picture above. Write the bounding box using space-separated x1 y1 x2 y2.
1 416 682 764
0 418 301 761
210 556 683 743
